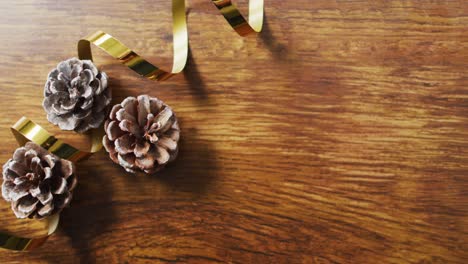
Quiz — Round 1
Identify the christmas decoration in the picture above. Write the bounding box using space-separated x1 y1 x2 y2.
43 58 111 133
2 142 76 219
103 95 180 174
1 0 263 251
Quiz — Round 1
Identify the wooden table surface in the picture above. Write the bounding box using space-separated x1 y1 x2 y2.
0 0 467 263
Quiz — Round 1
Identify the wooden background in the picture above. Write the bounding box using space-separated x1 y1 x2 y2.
0 0 467 263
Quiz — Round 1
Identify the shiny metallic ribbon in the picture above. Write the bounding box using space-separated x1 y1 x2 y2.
0 0 263 251
78 0 263 80
0 117 102 251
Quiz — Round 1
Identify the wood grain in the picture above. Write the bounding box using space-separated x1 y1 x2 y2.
0 0 467 263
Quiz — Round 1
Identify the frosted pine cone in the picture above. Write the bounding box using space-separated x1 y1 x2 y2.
103 95 180 174
2 142 76 219
43 58 111 133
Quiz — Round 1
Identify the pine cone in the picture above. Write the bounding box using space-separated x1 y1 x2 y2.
43 58 111 133
103 95 180 174
2 142 76 219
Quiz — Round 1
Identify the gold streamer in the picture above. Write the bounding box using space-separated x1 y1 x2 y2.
0 214 59 251
78 0 263 81
11 117 102 163
0 117 102 251
213 0 264 36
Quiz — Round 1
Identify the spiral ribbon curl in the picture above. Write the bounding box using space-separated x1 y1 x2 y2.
78 0 263 80
0 0 263 251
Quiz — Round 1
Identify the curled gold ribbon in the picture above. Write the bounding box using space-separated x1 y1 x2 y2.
78 0 263 81
213 0 264 36
0 117 102 251
11 117 102 163
0 214 59 251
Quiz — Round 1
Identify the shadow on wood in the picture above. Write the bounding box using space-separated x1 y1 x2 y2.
183 45 209 101
59 158 117 264
259 15 288 60
156 126 218 198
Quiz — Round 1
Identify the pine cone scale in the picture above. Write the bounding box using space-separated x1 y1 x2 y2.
109 105 122 120
134 141 150 157
12 148 27 162
9 183 29 201
51 178 67 194
44 167 53 180
114 134 135 155
154 107 173 128
154 147 170 165
158 137 177 152
137 95 151 126
121 97 138 118
119 119 141 136
116 107 138 124
118 154 135 171
48 113 79 130
38 202 53 216
16 197 38 217
31 157 42 175
7 161 28 177
73 108 92 119
37 191 52 205
135 155 154 170
106 121 124 141
61 99 77 111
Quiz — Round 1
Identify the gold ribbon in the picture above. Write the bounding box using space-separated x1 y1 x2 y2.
213 0 264 36
11 117 102 163
78 0 263 81
0 117 102 251
0 214 59 251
